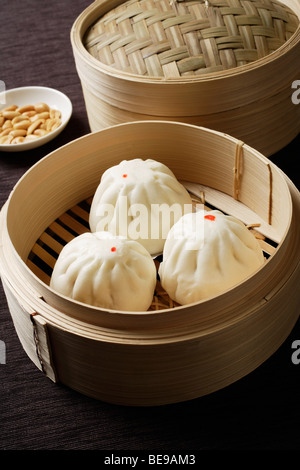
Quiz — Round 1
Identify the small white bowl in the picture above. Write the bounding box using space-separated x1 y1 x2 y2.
0 86 72 152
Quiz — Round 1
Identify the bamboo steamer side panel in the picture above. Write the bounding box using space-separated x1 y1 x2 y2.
1 278 42 372
1 275 57 383
30 178 300 407
1 194 299 406
0 204 58 382
45 264 300 406
82 84 300 157
74 37 300 117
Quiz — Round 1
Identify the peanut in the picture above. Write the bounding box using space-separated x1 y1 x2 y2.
0 135 14 144
12 136 25 144
24 134 39 141
0 128 11 137
2 111 21 120
30 113 43 122
33 129 48 137
27 119 44 135
37 111 50 120
3 119 13 130
50 109 61 119
0 102 62 145
46 118 55 131
16 105 35 113
51 119 61 131
12 115 26 125
9 129 27 137
34 102 50 113
13 119 31 130
23 110 37 118
1 105 18 112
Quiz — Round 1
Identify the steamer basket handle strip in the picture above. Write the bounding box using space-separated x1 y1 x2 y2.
0 208 57 384
30 312 58 383
233 139 273 225
0 267 58 383
233 140 244 201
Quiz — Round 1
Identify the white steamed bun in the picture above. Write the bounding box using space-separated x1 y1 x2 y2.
158 209 265 305
50 231 157 311
89 158 193 256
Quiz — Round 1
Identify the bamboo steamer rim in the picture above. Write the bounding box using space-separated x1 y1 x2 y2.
1 121 297 344
71 0 300 83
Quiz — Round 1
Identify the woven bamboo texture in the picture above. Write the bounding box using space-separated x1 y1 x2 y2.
84 0 299 77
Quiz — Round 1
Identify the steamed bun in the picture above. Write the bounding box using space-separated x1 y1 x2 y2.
50 231 157 311
89 158 193 255
158 209 265 305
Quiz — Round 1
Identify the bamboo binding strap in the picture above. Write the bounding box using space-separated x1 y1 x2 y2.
233 139 244 201
30 312 58 383
84 0 299 77
267 162 273 225
233 140 273 225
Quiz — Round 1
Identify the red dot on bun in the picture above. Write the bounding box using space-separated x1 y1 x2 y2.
204 214 216 221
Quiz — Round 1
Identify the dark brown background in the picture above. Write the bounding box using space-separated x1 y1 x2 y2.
0 0 299 452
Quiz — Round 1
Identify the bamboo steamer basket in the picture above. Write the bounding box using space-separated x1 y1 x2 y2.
0 121 299 406
70 0 300 157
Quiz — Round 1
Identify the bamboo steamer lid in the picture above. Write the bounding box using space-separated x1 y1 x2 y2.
71 0 300 156
84 0 299 78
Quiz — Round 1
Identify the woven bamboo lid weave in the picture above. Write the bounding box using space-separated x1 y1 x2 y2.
84 0 299 78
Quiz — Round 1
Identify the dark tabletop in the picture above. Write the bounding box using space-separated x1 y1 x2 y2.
0 0 299 453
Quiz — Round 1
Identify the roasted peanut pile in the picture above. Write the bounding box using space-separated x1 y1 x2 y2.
0 103 62 145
